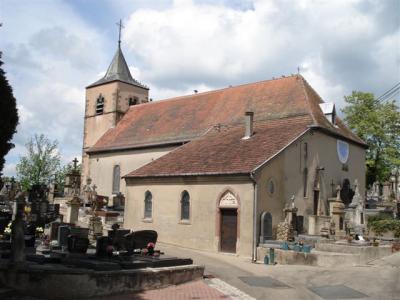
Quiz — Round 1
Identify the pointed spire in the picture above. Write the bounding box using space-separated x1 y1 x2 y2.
87 20 148 90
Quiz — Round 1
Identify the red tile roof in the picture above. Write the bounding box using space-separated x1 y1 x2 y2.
91 75 360 153
124 115 313 178
88 74 366 177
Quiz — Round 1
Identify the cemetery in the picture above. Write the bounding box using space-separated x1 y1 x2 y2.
257 178 400 267
0 162 204 299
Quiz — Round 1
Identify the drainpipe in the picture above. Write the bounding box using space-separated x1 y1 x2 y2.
250 171 258 262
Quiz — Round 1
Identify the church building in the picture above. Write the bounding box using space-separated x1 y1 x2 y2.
82 43 366 258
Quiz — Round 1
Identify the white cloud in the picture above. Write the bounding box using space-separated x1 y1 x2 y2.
122 0 399 102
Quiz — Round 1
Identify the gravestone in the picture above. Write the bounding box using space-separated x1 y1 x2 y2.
67 235 89 254
58 225 71 247
108 228 130 250
96 236 113 257
49 221 61 241
125 230 158 254
340 179 354 207
113 193 125 211
259 211 273 243
70 227 89 239
328 186 346 237
88 216 103 241
66 195 81 225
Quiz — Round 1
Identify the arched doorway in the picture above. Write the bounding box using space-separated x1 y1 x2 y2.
218 190 239 253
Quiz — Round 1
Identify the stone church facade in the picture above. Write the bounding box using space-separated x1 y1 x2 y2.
82 45 366 258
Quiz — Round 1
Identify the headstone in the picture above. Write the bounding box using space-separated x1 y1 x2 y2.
259 211 272 243
340 179 354 207
70 227 89 239
109 229 130 250
88 216 103 241
67 235 89 254
49 221 61 241
125 230 158 253
96 236 113 257
346 180 366 234
328 186 346 237
58 225 71 247
113 193 125 210
66 195 81 225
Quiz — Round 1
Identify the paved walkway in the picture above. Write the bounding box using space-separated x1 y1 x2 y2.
147 243 400 300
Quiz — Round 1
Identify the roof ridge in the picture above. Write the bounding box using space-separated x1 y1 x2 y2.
143 74 301 105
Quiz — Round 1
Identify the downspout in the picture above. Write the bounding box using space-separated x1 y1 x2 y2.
250 171 258 263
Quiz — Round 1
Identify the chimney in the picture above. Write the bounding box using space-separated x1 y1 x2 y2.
244 111 254 139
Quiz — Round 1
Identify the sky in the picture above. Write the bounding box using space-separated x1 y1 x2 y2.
0 0 399 177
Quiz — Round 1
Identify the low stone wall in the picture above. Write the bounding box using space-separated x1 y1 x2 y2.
257 247 318 266
0 263 204 299
257 243 392 267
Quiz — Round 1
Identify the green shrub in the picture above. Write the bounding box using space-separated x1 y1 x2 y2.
368 215 400 238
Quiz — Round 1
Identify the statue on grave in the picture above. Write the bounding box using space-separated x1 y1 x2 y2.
81 177 93 205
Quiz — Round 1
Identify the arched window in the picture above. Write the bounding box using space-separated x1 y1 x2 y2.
129 96 138 106
181 190 190 220
112 165 120 194
96 95 105 114
144 191 152 219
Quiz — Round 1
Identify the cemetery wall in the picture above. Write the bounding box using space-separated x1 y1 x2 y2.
124 176 254 257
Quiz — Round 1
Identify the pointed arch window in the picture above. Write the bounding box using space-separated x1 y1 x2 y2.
144 191 152 219
112 165 120 194
180 190 190 220
96 95 105 114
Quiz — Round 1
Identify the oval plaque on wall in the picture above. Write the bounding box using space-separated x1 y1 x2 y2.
337 140 349 164
220 191 238 208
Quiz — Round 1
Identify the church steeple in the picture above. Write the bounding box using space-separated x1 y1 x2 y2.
87 19 148 90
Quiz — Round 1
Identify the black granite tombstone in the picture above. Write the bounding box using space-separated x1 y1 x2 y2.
58 225 70 247
109 229 130 250
125 230 157 254
96 236 113 257
341 178 355 207
67 235 89 254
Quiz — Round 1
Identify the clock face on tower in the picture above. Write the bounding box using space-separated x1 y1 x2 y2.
337 140 349 164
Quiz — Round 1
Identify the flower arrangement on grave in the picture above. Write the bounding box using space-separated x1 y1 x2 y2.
2 222 12 240
35 226 44 238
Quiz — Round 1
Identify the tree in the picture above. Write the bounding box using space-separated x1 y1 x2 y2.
16 134 61 191
342 91 400 186
0 27 19 177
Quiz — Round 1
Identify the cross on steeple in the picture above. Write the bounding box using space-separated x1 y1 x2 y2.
116 19 124 47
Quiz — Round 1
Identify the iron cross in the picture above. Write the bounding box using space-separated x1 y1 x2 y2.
72 157 78 170
116 19 124 47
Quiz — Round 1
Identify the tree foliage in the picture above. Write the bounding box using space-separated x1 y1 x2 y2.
0 43 19 177
16 134 61 191
342 91 400 185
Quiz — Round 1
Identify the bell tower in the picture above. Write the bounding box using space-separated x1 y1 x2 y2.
81 20 149 184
